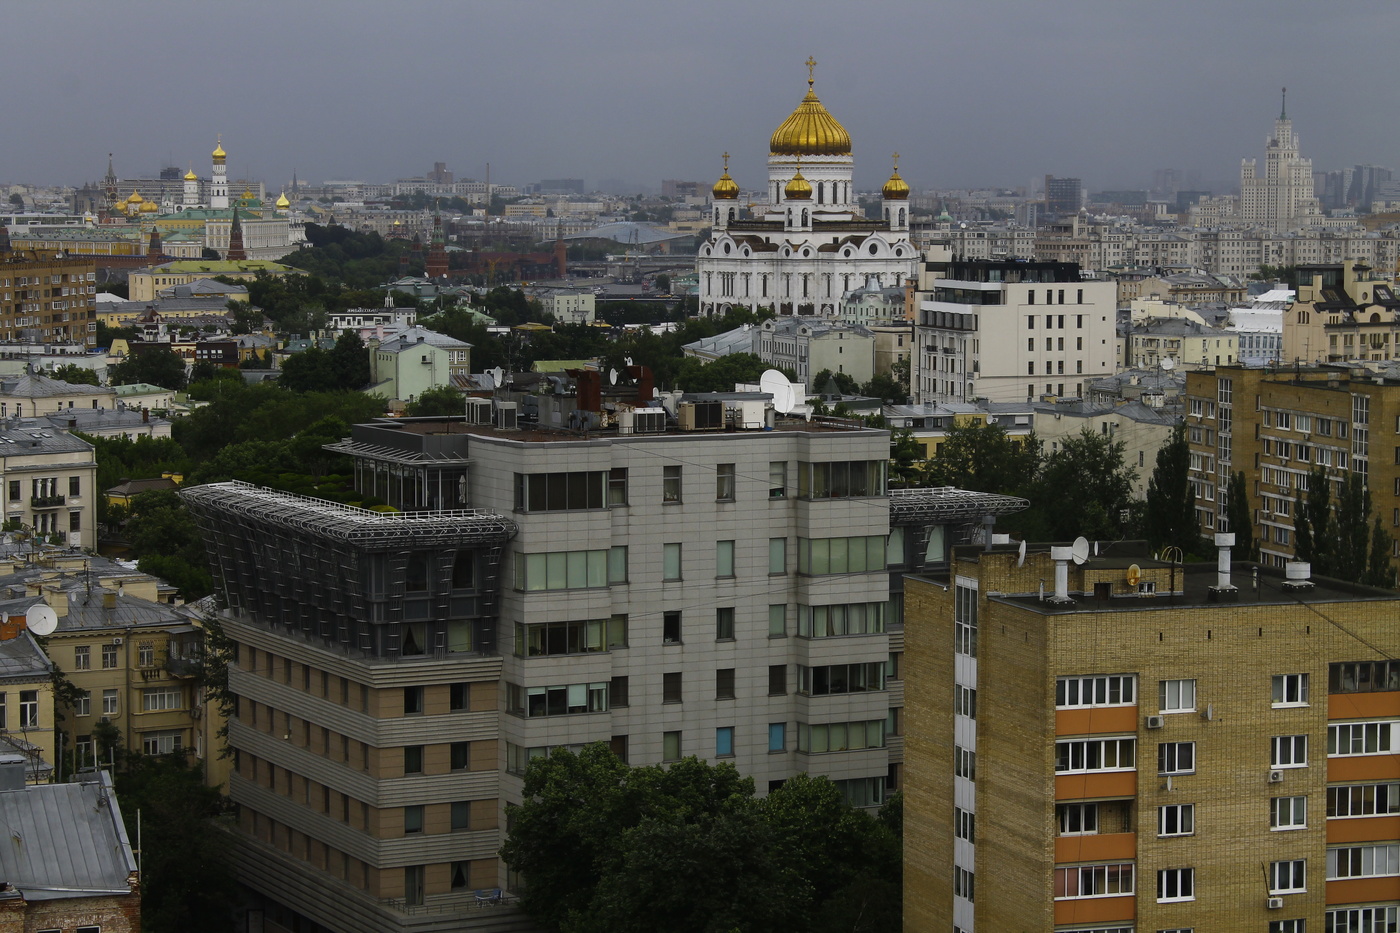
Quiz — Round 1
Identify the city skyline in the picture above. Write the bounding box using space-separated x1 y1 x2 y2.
3 1 1398 195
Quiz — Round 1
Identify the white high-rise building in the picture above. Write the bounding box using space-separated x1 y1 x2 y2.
1239 89 1321 232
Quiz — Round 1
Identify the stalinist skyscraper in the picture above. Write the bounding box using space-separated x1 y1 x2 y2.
1239 89 1321 231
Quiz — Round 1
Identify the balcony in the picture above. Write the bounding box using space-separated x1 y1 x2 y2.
163 656 200 678
30 495 65 509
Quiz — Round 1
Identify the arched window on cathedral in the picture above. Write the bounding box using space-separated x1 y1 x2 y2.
801 209 809 226
817 182 824 204
728 208 735 223
899 208 906 226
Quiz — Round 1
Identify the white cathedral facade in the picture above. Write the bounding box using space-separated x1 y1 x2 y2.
697 63 920 317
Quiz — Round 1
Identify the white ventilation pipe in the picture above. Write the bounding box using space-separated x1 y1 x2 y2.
1214 533 1235 589
1050 546 1074 601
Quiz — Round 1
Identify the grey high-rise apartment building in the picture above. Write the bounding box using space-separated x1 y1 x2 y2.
184 392 1018 933
1043 175 1083 215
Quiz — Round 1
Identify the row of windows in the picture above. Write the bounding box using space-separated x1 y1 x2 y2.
1055 728 1396 775
1053 668 1400 712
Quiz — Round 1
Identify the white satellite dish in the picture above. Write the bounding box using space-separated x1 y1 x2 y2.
624 356 634 367
608 368 619 386
26 604 57 637
1160 357 1175 371
1016 539 1027 567
1071 536 1090 565
490 366 505 388
759 368 796 415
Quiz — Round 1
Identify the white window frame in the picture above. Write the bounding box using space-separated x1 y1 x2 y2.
1327 782 1400 818
1159 678 1196 713
1058 802 1098 836
1326 843 1400 880
1156 867 1195 903
1055 674 1136 709
1158 803 1194 837
1270 795 1307 830
1272 673 1309 707
1269 858 1306 894
1271 734 1308 769
1327 721 1397 757
1056 737 1136 774
1158 741 1196 775
102 689 118 715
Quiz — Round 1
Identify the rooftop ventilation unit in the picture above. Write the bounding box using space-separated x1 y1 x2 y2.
632 409 667 434
678 400 724 432
465 398 492 424
493 401 518 431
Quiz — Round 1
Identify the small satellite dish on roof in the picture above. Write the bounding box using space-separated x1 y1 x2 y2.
608 368 619 386
490 366 505 387
1017 539 1027 567
625 356 634 367
1126 563 1142 587
1160 357 1175 371
26 604 57 637
1071 536 1090 565
759 369 796 415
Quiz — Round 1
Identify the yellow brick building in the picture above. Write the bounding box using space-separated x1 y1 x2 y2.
0 247 98 345
905 541 1400 933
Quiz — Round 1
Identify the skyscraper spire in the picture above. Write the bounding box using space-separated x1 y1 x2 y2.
1280 86 1287 120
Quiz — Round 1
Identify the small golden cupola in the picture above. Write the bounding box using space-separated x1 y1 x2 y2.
184 168 198 181
126 190 144 205
769 58 852 157
712 152 739 200
882 153 909 200
276 191 291 209
139 199 159 213
784 169 813 200
212 136 226 161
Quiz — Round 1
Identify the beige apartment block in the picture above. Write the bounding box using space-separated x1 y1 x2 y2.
905 541 1400 933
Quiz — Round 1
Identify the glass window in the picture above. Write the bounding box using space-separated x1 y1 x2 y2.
1272 673 1309 706
769 537 786 575
716 540 734 578
1057 674 1136 708
1160 679 1196 713
716 727 734 757
768 604 786 637
663 465 682 502
102 689 118 715
1158 742 1195 775
404 746 423 774
450 742 470 771
608 468 628 506
451 801 471 831
716 608 734 641
1271 796 1306 829
663 731 681 761
663 672 682 703
404 805 424 834
514 471 607 512
1272 734 1308 768
1156 867 1194 902
768 722 786 752
1327 844 1400 880
663 544 682 581
716 464 735 501
1158 803 1194 836
769 461 787 498
716 669 735 700
73 645 90 670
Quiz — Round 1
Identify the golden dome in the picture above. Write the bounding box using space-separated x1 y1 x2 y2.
784 169 812 200
276 191 290 209
882 154 909 200
769 59 851 156
126 190 144 204
712 152 739 200
212 136 226 160
184 168 198 181
139 200 159 213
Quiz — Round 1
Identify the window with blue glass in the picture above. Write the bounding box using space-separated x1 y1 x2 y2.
716 727 734 757
769 723 786 752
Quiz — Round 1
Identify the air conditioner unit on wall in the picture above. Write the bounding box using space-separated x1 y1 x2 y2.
1145 715 1165 729
111 637 122 646
1267 897 1284 909
1268 770 1284 783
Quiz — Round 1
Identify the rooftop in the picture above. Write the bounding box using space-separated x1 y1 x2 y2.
0 772 137 900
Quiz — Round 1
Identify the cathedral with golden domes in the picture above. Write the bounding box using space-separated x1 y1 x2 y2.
697 60 920 317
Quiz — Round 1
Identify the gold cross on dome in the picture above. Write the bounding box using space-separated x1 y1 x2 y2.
806 56 817 86
722 152 730 171
892 152 900 169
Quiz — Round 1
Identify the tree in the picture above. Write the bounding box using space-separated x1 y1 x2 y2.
1367 516 1398 588
1144 423 1201 556
890 428 925 485
329 330 371 389
1224 471 1258 562
406 386 465 417
7 193 22 208
811 368 860 396
922 420 1039 496
1025 428 1136 541
51 363 99 386
1334 472 1372 583
278 347 339 392
108 348 188 391
1294 466 1334 576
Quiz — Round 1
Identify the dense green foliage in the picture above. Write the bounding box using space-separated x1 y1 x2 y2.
501 745 900 933
114 755 237 933
278 331 372 392
276 224 421 290
1295 467 1397 586
405 385 466 417
108 348 188 391
51 363 99 386
921 420 1041 497
1225 471 1259 562
1144 423 1202 556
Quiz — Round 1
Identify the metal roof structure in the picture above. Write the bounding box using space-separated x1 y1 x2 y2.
182 481 515 546
323 439 472 468
889 486 1030 525
0 771 137 900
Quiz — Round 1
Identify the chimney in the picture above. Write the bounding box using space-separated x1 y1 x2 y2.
141 408 149 423
628 364 654 403
576 370 602 413
1208 532 1238 601
1048 546 1076 605
102 591 116 609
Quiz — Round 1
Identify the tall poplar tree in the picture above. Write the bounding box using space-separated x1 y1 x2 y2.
1145 423 1200 555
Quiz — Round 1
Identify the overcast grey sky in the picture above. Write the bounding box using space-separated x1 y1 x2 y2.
5 1 1397 195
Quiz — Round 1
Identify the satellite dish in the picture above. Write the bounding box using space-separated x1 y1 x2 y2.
759 369 796 414
490 366 505 387
1160 357 1175 371
624 356 634 367
1071 536 1090 565
26 604 57 637
608 368 619 386
1017 540 1027 567
1126 563 1142 587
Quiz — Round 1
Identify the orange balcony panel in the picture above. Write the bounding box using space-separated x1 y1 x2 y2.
1055 832 1136 864
1056 771 1137 801
1326 877 1400 906
1053 894 1135 926
1056 707 1140 736
1328 815 1400 844
1329 691 1400 721
1328 756 1400 783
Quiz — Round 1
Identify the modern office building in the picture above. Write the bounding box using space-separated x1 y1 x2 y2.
1044 176 1084 216
183 378 1030 933
904 538 1400 933
912 256 1117 405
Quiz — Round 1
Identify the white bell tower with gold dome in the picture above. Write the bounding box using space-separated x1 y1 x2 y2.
211 136 229 209
183 165 201 208
881 154 910 233
711 152 739 230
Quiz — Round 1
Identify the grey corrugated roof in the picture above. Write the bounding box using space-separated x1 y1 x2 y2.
0 631 52 682
0 419 94 456
0 374 112 401
0 773 137 899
